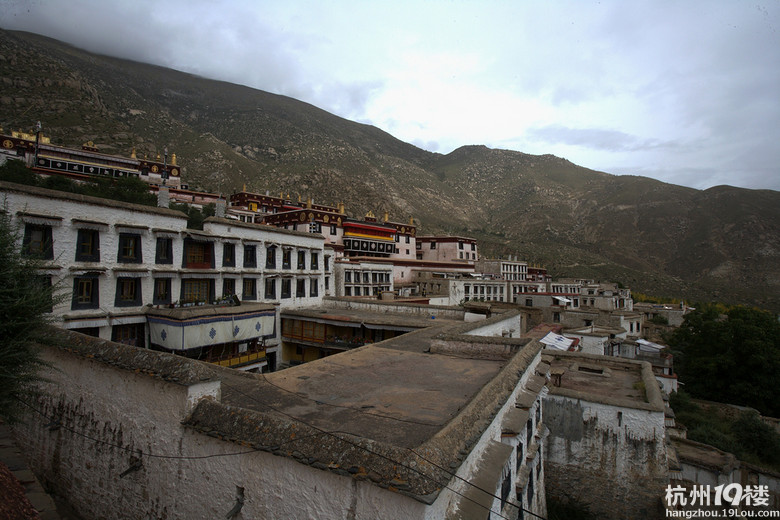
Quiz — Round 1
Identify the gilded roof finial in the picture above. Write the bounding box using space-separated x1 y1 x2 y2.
297 193 302 203
130 147 137 159
409 216 414 226
307 197 312 209
171 153 177 165
366 210 375 218
383 211 389 222
156 152 161 161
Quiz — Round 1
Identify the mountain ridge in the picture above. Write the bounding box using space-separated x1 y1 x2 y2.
1 29 778 311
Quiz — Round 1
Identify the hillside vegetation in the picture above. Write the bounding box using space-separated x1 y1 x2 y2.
1 29 779 310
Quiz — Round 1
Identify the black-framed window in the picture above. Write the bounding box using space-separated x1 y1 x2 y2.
296 279 306 298
264 278 276 299
471 243 476 251
416 242 421 250
324 256 330 271
115 277 142 307
23 224 53 259
324 276 329 290
242 278 257 300
155 237 172 264
181 279 212 303
311 252 319 270
430 241 436 249
405 235 410 244
297 250 306 270
330 224 337 235
72 276 99 310
281 278 291 299
282 249 291 269
75 229 100 262
118 233 142 263
222 278 235 296
266 246 277 269
223 243 236 267
345 271 352 283
153 278 171 305
310 278 319 297
243 245 257 268
183 239 214 269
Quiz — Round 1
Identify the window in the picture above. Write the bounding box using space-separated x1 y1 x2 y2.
310 222 322 233
330 224 337 235
112 323 145 348
345 287 352 296
297 250 306 270
182 279 210 303
281 278 291 299
223 243 235 267
118 233 142 263
324 276 329 291
324 256 330 271
264 278 276 299
470 243 475 251
75 229 100 262
363 272 369 283
153 278 171 305
155 237 172 264
266 246 277 269
243 244 257 268
282 249 291 269
23 224 53 259
72 277 99 310
296 279 306 298
345 271 352 283
430 241 436 249
242 278 257 300
416 242 421 250
459 252 463 259
184 239 214 269
115 277 142 307
310 278 319 297
405 235 410 244
222 278 235 296
310 252 319 270
458 241 464 250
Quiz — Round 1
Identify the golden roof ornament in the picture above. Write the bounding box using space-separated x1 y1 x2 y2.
130 147 137 159
383 211 389 222
366 210 375 218
171 153 177 165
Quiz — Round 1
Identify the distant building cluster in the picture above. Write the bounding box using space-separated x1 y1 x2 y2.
5 129 773 519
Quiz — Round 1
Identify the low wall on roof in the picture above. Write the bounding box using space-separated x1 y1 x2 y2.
324 297 467 320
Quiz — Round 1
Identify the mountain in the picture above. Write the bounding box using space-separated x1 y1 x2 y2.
1 29 779 311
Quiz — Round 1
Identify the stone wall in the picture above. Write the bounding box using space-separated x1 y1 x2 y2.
324 297 466 320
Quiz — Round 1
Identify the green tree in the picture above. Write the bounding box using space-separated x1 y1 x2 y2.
668 305 780 416
0 209 62 423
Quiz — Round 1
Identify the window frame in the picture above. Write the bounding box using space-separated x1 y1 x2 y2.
75 228 100 262
155 237 173 265
22 224 54 259
115 277 142 307
72 276 99 310
118 233 142 264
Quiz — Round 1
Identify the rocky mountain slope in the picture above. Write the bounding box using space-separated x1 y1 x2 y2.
1 29 778 311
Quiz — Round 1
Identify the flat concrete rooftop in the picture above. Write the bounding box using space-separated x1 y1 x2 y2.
221 326 507 448
542 350 665 411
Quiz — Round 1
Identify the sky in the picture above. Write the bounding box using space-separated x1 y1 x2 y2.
2 0 779 191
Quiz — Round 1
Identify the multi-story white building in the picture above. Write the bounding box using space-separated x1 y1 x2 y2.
476 257 528 281
2 181 326 371
416 235 478 263
332 259 394 297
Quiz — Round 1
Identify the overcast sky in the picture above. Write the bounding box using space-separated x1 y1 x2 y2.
3 0 779 191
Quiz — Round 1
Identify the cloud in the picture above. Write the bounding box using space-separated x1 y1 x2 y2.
526 125 678 153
